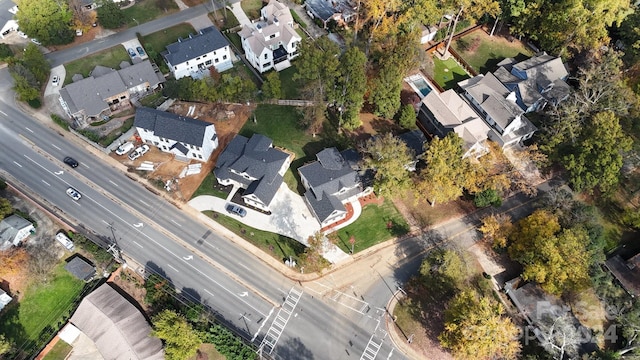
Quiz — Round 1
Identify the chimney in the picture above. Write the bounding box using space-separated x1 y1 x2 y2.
273 16 279 25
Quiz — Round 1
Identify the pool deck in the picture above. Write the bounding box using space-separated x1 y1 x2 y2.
404 72 439 99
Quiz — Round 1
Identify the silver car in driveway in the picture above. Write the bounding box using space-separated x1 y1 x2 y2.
225 203 247 217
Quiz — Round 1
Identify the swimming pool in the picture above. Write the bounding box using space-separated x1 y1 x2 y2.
405 74 434 99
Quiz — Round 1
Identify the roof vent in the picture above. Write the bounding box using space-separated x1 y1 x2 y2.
256 23 262 33
273 16 279 25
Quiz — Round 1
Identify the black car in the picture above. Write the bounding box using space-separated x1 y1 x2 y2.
63 157 79 168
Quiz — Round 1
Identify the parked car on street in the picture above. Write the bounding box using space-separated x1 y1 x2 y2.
225 203 247 217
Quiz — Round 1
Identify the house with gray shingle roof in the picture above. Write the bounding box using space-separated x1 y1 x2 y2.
0 214 35 250
58 60 164 125
239 0 301 73
134 107 218 162
299 148 370 226
418 89 491 158
162 26 232 80
214 134 291 211
458 72 537 148
304 0 357 29
493 52 570 112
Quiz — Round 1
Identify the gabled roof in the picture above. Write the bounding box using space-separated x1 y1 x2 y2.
70 283 164 360
0 0 16 34
64 256 96 281
60 61 164 118
238 0 300 57
134 107 214 147
214 134 290 207
304 0 355 22
0 214 33 246
298 148 360 201
494 52 570 110
304 190 346 223
163 26 229 66
458 73 523 130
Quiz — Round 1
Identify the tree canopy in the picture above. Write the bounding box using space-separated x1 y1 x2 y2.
439 290 521 359
416 133 472 206
97 0 126 29
562 111 632 194
16 0 74 45
152 310 202 360
508 210 592 295
261 71 282 100
362 133 414 197
329 46 367 130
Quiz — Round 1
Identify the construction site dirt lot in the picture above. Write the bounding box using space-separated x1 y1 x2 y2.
111 101 254 201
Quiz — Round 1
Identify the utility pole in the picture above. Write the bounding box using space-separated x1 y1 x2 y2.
106 222 124 263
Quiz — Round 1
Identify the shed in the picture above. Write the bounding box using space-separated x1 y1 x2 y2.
64 256 96 282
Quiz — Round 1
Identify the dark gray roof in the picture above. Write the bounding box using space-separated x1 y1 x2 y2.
163 26 229 66
134 107 213 147
298 148 359 201
64 256 96 281
170 142 188 155
304 190 345 223
398 130 427 157
215 134 290 207
304 0 337 21
70 283 164 360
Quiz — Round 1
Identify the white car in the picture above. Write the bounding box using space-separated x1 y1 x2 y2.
137 144 150 156
52 75 59 86
75 29 83 36
17 31 27 39
115 142 134 156
30 38 41 46
66 187 81 201
128 150 141 161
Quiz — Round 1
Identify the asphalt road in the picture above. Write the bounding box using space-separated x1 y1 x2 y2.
0 68 405 359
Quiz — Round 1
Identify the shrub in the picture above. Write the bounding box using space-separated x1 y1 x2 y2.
51 114 70 131
474 188 502 208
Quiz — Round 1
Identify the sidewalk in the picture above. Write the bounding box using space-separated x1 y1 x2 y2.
229 2 251 28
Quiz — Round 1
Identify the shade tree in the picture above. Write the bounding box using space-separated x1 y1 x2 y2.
361 133 414 197
16 0 75 45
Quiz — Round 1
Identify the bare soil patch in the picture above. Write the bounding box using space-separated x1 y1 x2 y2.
111 101 253 201
109 267 149 313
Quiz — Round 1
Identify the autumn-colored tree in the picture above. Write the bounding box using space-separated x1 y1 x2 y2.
299 231 330 273
0 334 11 356
16 0 75 45
152 310 202 360
440 290 521 359
362 133 414 197
0 198 11 220
416 133 472 206
508 210 591 295
69 0 97 32
0 248 30 278
479 213 513 248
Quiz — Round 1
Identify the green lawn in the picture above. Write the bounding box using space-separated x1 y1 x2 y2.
211 10 240 30
290 10 307 29
203 211 306 261
191 172 229 199
240 104 339 192
226 32 243 54
452 32 533 73
141 23 195 56
452 31 533 73
334 199 409 253
432 56 470 90
241 0 262 20
277 65 300 99
122 0 179 27
43 340 73 360
64 47 129 84
0 263 84 354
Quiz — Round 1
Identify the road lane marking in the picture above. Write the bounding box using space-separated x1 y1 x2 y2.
133 241 143 248
13 161 22 167
82 163 90 169
170 219 182 227
204 289 215 297
0 110 7 116
25 127 34 133
41 180 50 186
52 144 61 151
20 157 274 315
140 199 150 206
109 180 119 187
167 263 179 273
238 262 251 271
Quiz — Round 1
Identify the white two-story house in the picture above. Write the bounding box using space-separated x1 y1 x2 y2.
239 0 301 73
162 26 232 80
458 73 537 148
214 134 291 211
134 107 218 162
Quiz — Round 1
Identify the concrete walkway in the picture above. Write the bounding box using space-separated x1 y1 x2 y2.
279 0 327 39
189 184 351 263
230 2 252 28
